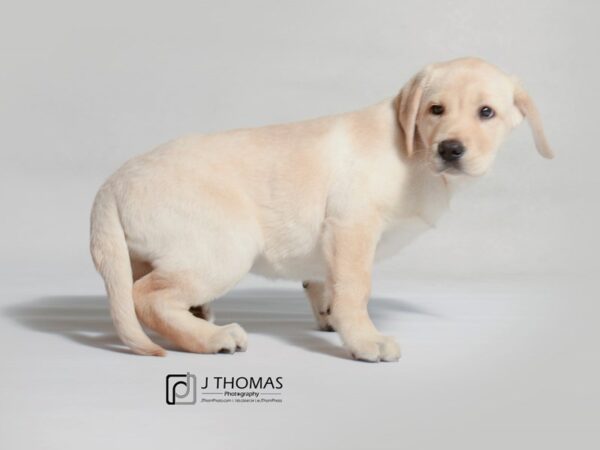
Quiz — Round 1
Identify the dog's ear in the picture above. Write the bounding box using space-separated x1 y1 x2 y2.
396 67 430 157
512 79 555 159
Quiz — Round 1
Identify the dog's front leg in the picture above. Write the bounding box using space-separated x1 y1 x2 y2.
323 218 401 362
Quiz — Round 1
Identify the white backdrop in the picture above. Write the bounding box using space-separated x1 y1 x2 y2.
1 1 598 449
1 0 597 279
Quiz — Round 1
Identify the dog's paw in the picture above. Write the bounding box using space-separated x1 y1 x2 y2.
303 281 335 331
319 323 335 332
347 335 401 362
208 323 248 354
316 308 335 332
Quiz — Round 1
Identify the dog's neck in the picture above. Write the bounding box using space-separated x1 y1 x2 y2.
376 97 476 225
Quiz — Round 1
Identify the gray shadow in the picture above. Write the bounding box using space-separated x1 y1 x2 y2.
3 288 437 359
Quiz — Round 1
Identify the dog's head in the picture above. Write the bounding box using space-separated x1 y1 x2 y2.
396 57 554 176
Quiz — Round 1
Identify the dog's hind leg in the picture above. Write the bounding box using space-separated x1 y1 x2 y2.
131 258 153 282
302 281 334 331
133 271 246 353
189 304 214 323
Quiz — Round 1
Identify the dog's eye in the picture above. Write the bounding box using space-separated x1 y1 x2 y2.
479 106 495 119
430 104 445 115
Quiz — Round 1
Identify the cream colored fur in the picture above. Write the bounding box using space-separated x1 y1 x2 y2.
90 57 553 361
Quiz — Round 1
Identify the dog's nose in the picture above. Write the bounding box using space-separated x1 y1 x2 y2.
438 139 465 162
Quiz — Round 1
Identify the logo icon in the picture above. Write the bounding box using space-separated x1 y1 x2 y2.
166 373 197 405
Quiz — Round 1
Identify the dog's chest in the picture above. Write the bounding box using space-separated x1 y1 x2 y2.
377 175 450 258
374 217 433 261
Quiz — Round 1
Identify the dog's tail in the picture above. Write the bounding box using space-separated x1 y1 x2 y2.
90 186 165 356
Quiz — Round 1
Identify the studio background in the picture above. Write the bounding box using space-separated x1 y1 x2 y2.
1 1 598 449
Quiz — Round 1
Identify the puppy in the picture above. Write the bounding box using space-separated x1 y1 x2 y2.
90 57 553 361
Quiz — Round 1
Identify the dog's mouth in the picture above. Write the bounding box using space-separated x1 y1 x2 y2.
438 164 464 176
437 162 488 178
431 157 466 176
431 154 485 178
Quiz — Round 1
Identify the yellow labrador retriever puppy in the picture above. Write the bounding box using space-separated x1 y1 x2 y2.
90 57 553 361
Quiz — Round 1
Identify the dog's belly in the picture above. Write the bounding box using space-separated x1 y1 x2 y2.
250 217 432 281
250 244 327 281
250 255 327 281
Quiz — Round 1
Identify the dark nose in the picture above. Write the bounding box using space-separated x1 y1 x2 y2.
438 139 465 162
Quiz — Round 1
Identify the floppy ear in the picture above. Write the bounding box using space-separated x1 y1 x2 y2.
513 80 555 159
396 68 429 157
